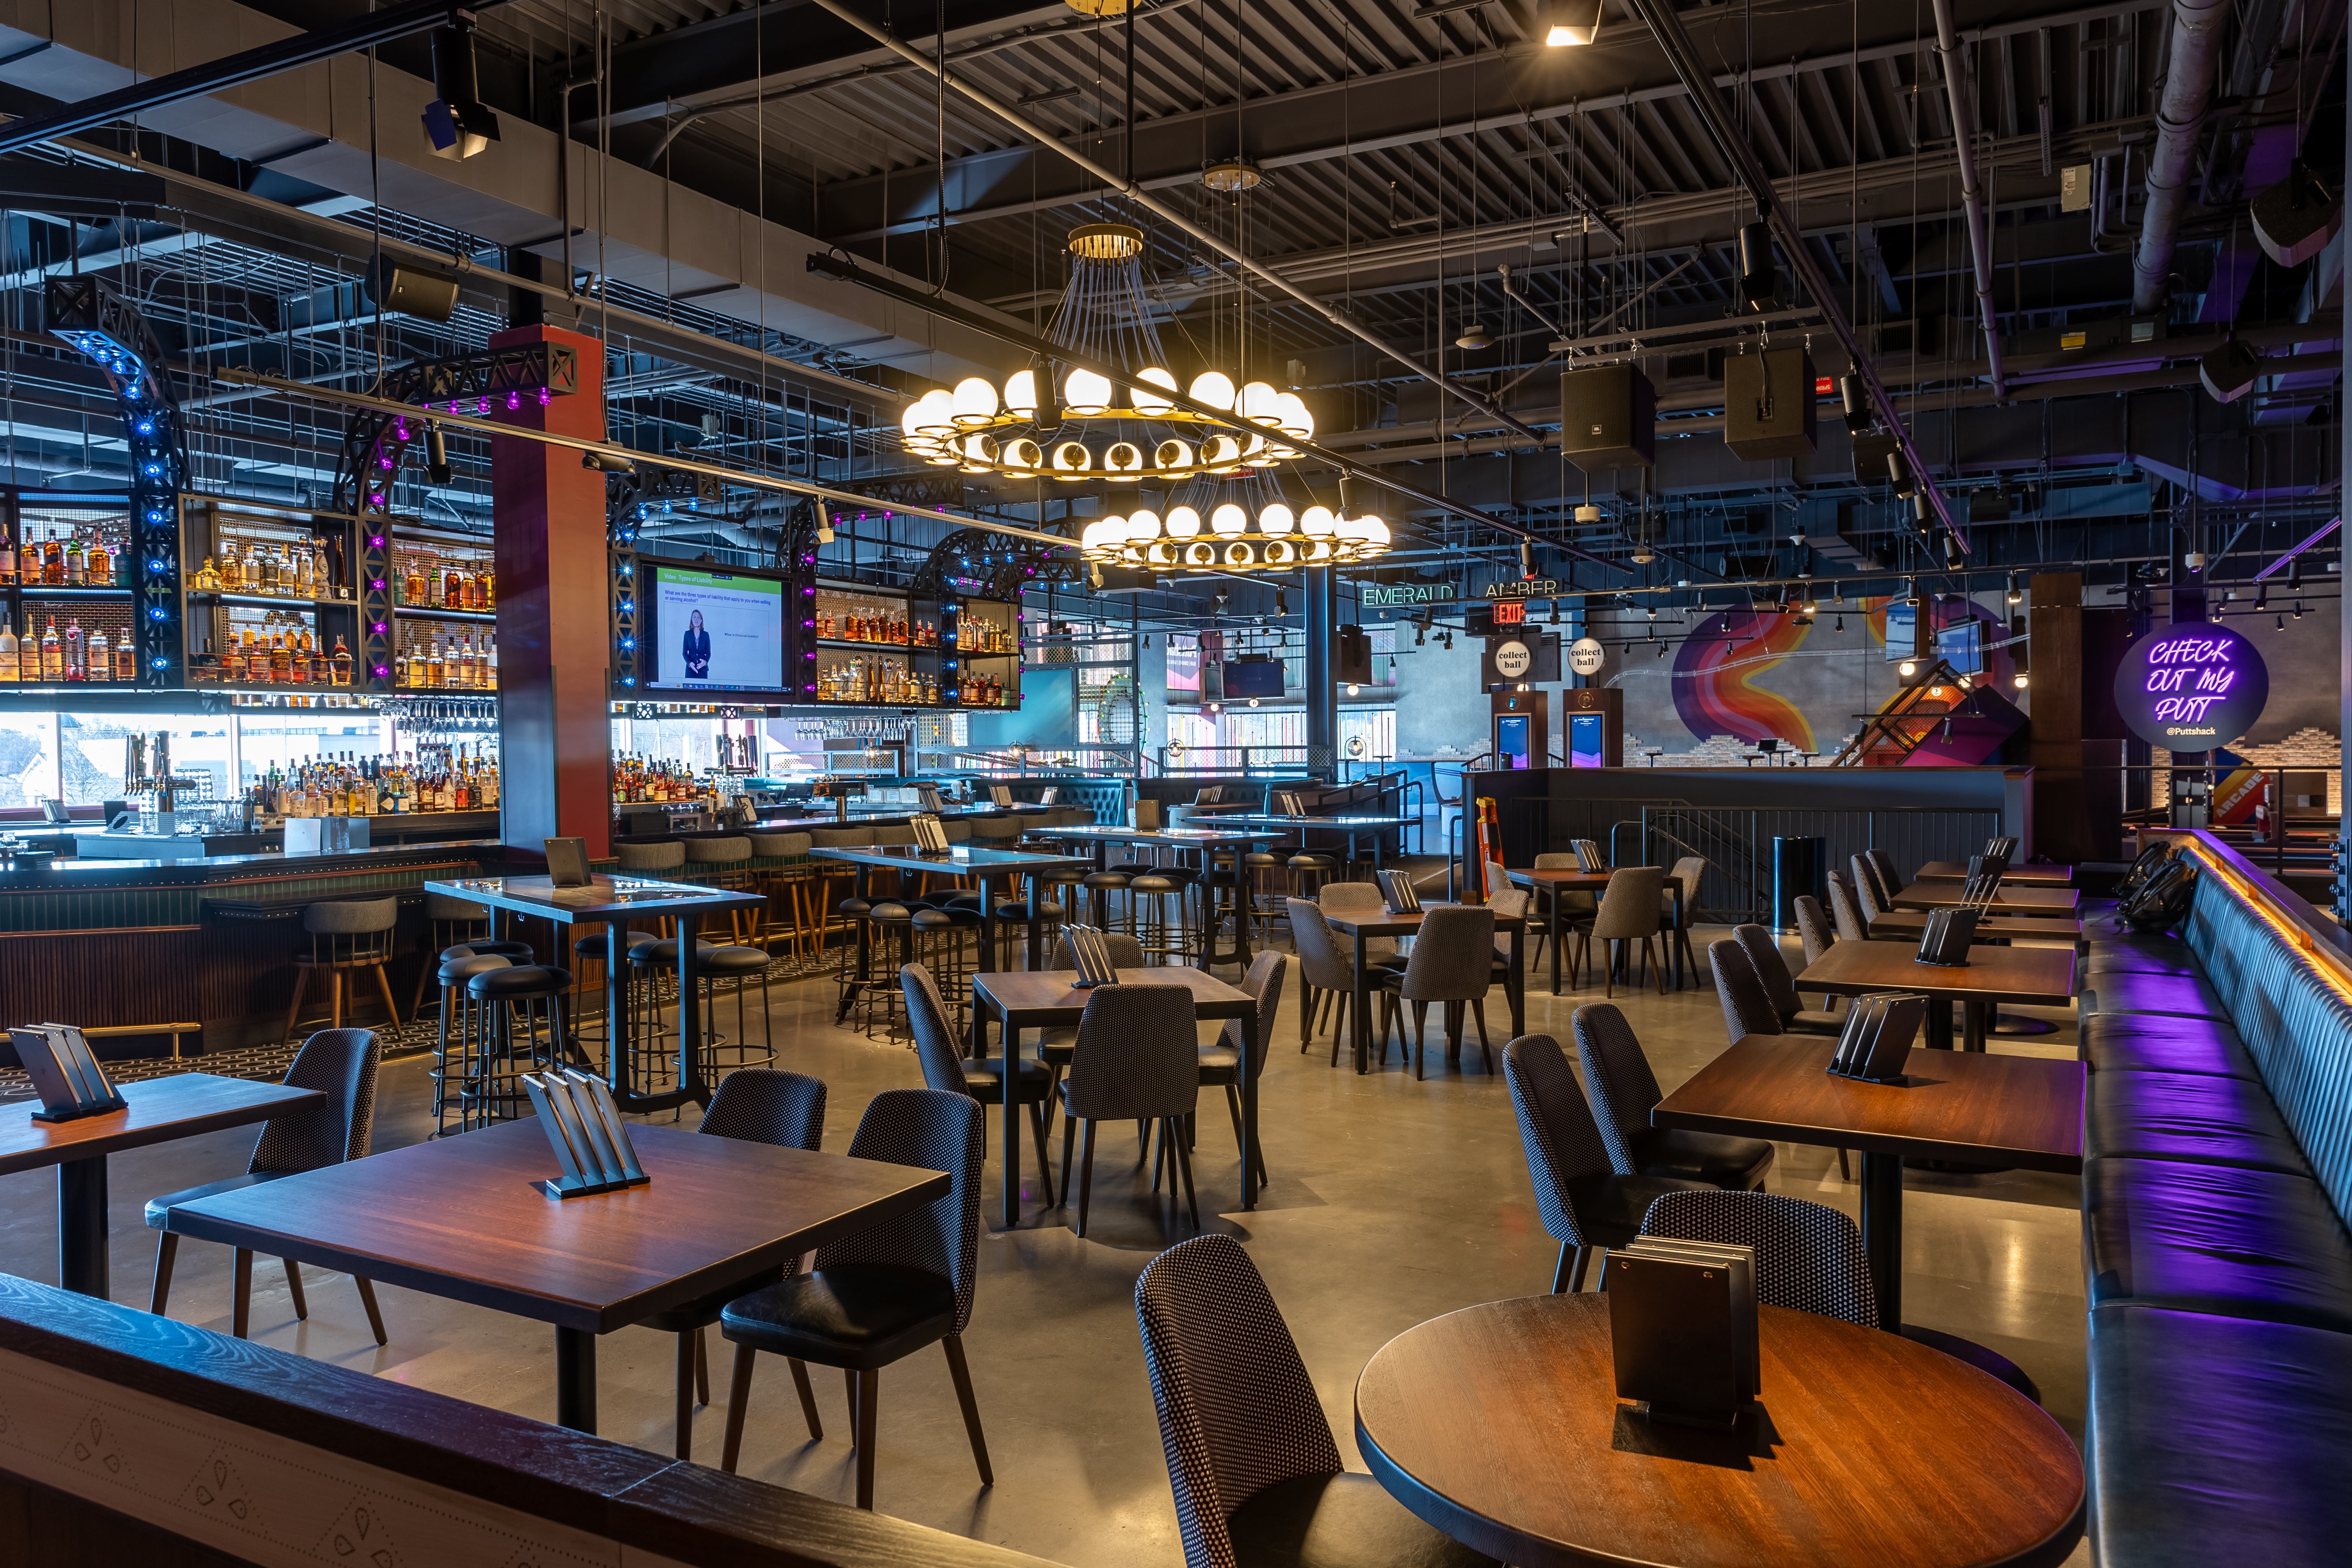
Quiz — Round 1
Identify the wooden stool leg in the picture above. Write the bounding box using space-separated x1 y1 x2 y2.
282 968 310 1042
328 971 344 1030
853 1370 879 1509
789 1357 822 1439
372 964 402 1029
231 1248 253 1338
283 1259 308 1319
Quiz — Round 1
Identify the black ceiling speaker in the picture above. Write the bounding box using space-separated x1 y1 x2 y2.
1724 347 1816 461
1559 364 1655 472
2251 160 2342 268
423 21 501 161
1735 220 1779 311
424 423 451 484
363 256 460 323
2198 334 2263 404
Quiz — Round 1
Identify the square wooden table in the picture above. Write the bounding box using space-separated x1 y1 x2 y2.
1506 868 1688 993
1891 881 2081 914
1867 910 2084 944
972 968 1258 1226
1321 906 1526 1074
1914 860 2076 885
0 1074 321 1300
1796 940 2078 1051
426 875 765 1115
1653 1035 2084 1345
164 1118 949 1434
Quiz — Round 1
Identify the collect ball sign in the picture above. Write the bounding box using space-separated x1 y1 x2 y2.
2113 623 2269 750
1568 636 1607 676
1494 640 1534 680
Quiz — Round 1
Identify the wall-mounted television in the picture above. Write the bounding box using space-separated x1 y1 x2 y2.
1936 618 1984 675
643 562 788 695
1222 658 1286 699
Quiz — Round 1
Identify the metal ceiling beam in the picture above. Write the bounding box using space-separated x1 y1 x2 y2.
1624 0 1967 550
1931 0 2010 399
0 0 518 158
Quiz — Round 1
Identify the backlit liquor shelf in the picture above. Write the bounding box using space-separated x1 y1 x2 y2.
799 579 1017 709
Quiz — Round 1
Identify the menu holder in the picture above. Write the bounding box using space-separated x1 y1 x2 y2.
917 784 947 814
1826 992 1925 1081
1572 838 1605 873
1377 868 1422 914
1983 835 2019 868
1063 924 1122 988
13 1024 128 1123
1607 1236 1759 1429
1959 863 2005 911
990 785 1014 807
1915 907 1981 966
524 1069 650 1198
910 813 952 852
1272 791 1307 817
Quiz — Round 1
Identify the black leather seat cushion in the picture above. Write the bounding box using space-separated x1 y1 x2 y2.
1228 1472 1498 1568
2085 1070 2311 1174
468 964 572 998
2088 1303 2352 1568
964 1056 1053 1104
720 1263 955 1371
2081 1014 2259 1079
2086 947 2203 978
2083 1157 2352 1331
1564 1170 1713 1249
1631 1128 1775 1191
700 945 772 977
145 1171 273 1228
574 929 656 956
641 1264 788 1333
2089 969 2229 1020
633 937 718 962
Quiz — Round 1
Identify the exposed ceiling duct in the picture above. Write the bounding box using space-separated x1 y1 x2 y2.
1930 0 2010 400
2133 0 2233 312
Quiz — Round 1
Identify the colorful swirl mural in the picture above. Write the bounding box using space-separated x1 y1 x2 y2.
1671 607 1819 751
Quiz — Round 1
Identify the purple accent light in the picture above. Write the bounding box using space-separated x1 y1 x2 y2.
2114 622 2271 751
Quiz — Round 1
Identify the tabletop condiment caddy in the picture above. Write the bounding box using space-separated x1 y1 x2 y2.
1608 1235 1760 1429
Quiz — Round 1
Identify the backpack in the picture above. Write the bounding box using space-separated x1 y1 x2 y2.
2116 842 2174 899
2120 858 2198 934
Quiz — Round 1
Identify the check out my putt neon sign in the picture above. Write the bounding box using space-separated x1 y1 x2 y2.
2114 624 2270 750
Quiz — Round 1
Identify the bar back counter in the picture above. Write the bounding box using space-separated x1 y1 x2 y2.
2078 830 2352 1566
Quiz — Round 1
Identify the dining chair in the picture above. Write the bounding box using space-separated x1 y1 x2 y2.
1572 1003 1773 1191
1865 847 1905 901
1289 899 1390 1067
1503 1033 1710 1294
1316 879 1402 968
1792 895 1846 1018
147 1028 387 1344
1824 870 1871 942
1583 866 1667 997
1194 950 1282 1191
1530 851 1599 966
1638 1189 1878 1327
1732 924 1843 1035
718 1087 988 1509
1709 938 1785 1044
1848 856 1890 925
1058 985 1205 1237
1484 859 1545 974
903 961 1055 1206
1136 1233 1498 1568
1659 854 1707 981
1375 903 1497 1079
644 1068 826 1461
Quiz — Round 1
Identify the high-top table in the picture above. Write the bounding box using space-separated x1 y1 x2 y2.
1914 860 2076 885
1320 904 1525 1074
1210 813 1412 872
811 843 1093 1021
1654 1034 2084 1391
971 967 1260 1226
1797 940 2078 1051
1038 824 1285 969
166 1118 947 1434
427 874 764 1115
1506 867 1688 992
1891 881 2081 914
1356 1293 2084 1568
0 1074 321 1300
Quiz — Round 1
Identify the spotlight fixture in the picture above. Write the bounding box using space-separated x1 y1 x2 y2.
1575 502 1604 524
2295 600 2307 619
2277 613 2286 630
422 20 501 161
1346 682 1361 696
2006 572 2022 605
581 449 636 473
1834 613 1845 631
1657 642 1669 659
1898 659 1918 678
1519 540 1536 579
1888 451 1917 498
2185 552 2207 573
1901 577 1920 607
2256 584 2269 611
814 500 834 544
2199 334 2263 404
1274 587 1289 617
1213 591 1230 615
2288 556 2304 591
1839 374 1872 433
1735 219 1779 310
424 422 451 485
1455 322 1494 350
2251 159 2343 268
1549 601 1561 625
1415 623 1426 646
1543 0 1605 46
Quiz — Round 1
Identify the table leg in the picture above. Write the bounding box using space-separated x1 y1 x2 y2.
1509 924 1525 1039
605 920 629 1096
58 1156 107 1299
556 1325 597 1433
1027 880 1044 972
1923 999 1955 1050
1672 886 1686 988
677 913 711 1107
1858 1150 1902 1332
994 1004 1022 1230
1230 854 1253 968
1549 886 1564 995
1962 999 1989 1052
977 873 1000 976
1238 1007 1258 1208
1352 928 1373 1074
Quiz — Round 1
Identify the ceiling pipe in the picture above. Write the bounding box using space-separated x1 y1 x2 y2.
1622 0 1966 548
798 0 1545 447
2134 0 2233 312
1929 0 2009 400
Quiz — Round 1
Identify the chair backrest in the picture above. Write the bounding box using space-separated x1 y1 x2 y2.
900 962 974 1089
809 826 876 848
1284 899 1354 991
303 896 398 936
1399 904 1496 1002
813 1088 985 1334
1865 847 1903 897
1483 861 1529 922
616 840 687 872
699 1067 826 1151
1793 895 1834 967
1666 856 1707 919
871 824 918 847
1709 938 1784 1044
1733 923 1804 1021
1134 1233 1345 1568
1824 871 1869 942
249 1028 379 1176
1639 1189 1879 1328
1591 865 1666 940
1221 951 1286 1074
1848 855 1888 922
1502 1033 1616 1248
1532 851 1579 869
1052 931 1147 971
1315 879 1383 918
746 830 812 859
696 836 753 864
1569 1003 1663 1175
971 817 1024 840
1065 985 1202 1121
942 820 973 841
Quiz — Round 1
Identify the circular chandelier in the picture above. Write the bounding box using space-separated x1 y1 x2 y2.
1079 500 1387 571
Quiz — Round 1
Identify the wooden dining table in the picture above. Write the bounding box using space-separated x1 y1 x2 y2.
164 1118 949 1434
1867 909 2084 944
1356 1292 2085 1568
1797 939 2079 1050
1653 1034 2085 1390
1319 904 1525 1074
971 967 1260 1226
1505 868 1687 993
1914 860 2076 885
1891 881 2081 913
0 1073 320 1300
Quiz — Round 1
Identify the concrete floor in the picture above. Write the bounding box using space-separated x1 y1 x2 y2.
0 927 2092 1567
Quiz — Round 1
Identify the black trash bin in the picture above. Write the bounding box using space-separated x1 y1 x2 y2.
1771 836 1825 934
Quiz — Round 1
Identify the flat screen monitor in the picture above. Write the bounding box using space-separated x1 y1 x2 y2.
1569 713 1606 768
1883 601 1916 661
1222 658 1286 699
1937 618 1984 675
646 563 788 695
1496 713 1531 769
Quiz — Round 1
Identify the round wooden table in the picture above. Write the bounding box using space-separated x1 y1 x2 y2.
1355 1294 2084 1568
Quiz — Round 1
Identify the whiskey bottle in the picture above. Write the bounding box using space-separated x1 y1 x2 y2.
331 635 354 687
18 528 39 584
63 533 84 587
38 617 61 681
114 636 134 682
270 631 293 684
41 531 62 586
404 555 426 606
0 615 17 681
86 626 110 683
0 524 13 586
86 532 109 586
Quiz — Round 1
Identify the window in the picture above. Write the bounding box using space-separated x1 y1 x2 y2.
0 712 57 809
57 714 238 806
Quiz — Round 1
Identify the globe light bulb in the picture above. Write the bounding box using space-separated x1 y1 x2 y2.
1064 368 1114 414
1002 368 1038 416
1134 367 1178 415
1188 371 1236 410
1210 503 1249 537
1167 505 1202 538
951 376 999 425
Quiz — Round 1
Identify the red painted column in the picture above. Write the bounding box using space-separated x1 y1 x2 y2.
490 324 610 858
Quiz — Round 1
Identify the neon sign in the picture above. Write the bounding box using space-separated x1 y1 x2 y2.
2113 623 2270 751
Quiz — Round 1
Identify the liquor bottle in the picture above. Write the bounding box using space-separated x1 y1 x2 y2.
38 617 61 681
0 523 13 586
270 631 292 684
443 562 462 609
258 546 279 596
289 630 311 684
307 631 325 685
63 533 84 587
19 527 39 585
331 635 353 687
41 531 62 586
113 635 134 683
0 615 17 682
427 639 446 687
242 545 263 593
404 554 425 606
220 633 245 684
294 546 312 598
86 626 110 683
485 634 498 689
86 531 109 586
482 566 495 609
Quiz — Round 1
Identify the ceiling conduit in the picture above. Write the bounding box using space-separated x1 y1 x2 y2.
1931 0 2009 399
2133 0 2233 312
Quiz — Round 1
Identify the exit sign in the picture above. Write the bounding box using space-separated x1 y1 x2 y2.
1493 599 1527 626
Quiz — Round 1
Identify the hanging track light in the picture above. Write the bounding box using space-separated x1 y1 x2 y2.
423 19 501 162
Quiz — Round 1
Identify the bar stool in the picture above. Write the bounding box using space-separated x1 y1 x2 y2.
1081 869 1132 930
411 891 492 1019
572 927 655 1065
628 936 719 1098
1288 852 1338 899
832 896 874 1015
618 840 691 939
432 950 511 1134
861 901 916 1037
464 964 572 1127
1241 851 1289 946
1130 873 1192 966
286 897 402 1040
747 830 814 955
698 945 777 1075
911 904 979 1001
691 836 758 942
